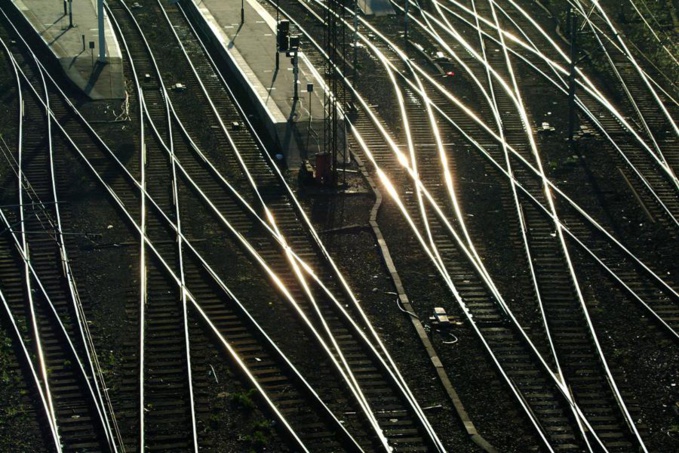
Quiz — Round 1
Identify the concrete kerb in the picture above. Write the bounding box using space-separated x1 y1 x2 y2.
184 0 325 167
9 0 125 99
184 0 282 124
351 139 498 453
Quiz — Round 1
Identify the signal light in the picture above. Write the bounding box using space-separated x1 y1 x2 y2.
277 20 289 52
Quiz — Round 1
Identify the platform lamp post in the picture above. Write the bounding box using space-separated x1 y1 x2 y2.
68 0 73 28
97 0 106 63
275 0 280 70
241 0 244 23
290 36 299 102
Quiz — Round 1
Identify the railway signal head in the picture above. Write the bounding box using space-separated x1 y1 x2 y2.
277 20 290 52
289 35 300 51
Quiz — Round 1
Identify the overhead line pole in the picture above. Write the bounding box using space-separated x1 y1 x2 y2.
98 0 106 63
568 7 577 152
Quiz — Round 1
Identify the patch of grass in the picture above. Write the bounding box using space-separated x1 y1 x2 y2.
243 420 273 452
229 388 258 412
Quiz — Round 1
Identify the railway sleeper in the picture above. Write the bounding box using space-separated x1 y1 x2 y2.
66 441 104 451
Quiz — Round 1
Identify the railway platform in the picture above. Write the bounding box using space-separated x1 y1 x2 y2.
8 0 125 99
12 0 329 165
185 0 326 167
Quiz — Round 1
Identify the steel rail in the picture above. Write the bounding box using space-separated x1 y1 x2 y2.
516 0 679 114
338 12 672 446
145 0 676 446
414 0 679 221
482 0 674 168
562 227 679 340
396 0 679 241
145 4 388 444
137 53 148 453
122 0 385 446
124 130 366 450
346 80 610 449
62 98 365 450
432 0 589 446
426 0 679 203
338 2 672 444
0 197 122 451
106 6 384 448
569 2 675 180
430 81 679 337
161 101 412 450
16 74 315 450
571 0 679 137
408 1 569 388
414 72 679 339
175 4 448 448
246 3 452 444
360 2 679 330
381 35 679 337
16 55 60 451
328 18 596 449
14 22 365 448
25 50 121 451
171 98 444 448
281 3 609 448
130 3 199 447
108 2 199 448
484 0 647 448
629 0 679 68
409 0 513 317
1 42 125 447
394 37 676 294
260 3 474 448
344 70 612 451
402 1 576 414
0 287 62 449
449 0 571 399
0 43 61 452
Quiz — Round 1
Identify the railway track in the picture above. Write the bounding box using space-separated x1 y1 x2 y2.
0 17 120 451
1 0 677 450
108 0 444 450
270 0 678 450
348 23 595 451
108 1 360 450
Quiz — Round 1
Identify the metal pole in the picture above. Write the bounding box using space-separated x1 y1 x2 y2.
68 0 73 28
241 0 244 23
292 50 299 101
352 0 358 85
568 8 577 151
404 0 409 41
97 0 106 63
275 0 279 70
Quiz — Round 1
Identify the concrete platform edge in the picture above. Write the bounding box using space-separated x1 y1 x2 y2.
8 0 125 99
353 134 498 453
